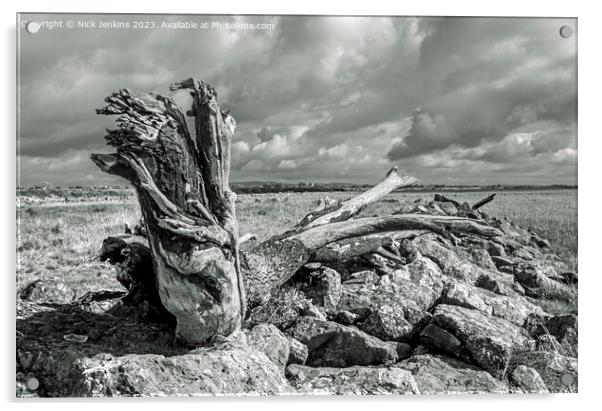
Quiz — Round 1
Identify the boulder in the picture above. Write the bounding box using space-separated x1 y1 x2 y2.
295 267 342 312
441 282 492 315
441 282 546 326
510 351 577 393
358 301 431 343
425 305 536 378
510 365 549 393
413 237 500 284
337 279 432 342
385 255 444 309
246 324 290 369
286 337 309 365
396 354 508 394
16 302 292 396
475 271 524 296
287 316 398 367
286 364 419 395
247 286 309 330
419 324 466 360
470 248 497 270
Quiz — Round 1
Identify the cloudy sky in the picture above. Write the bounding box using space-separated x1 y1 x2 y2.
17 14 577 186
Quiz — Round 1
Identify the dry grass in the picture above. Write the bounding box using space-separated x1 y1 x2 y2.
16 189 577 306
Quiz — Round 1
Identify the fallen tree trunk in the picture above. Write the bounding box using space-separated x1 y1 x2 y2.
92 78 502 345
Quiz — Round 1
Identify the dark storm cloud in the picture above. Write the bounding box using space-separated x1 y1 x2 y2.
17 14 576 186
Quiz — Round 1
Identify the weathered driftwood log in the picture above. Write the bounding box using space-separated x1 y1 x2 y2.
92 78 502 345
472 193 496 210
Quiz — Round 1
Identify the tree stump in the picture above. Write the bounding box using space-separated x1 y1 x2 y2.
92 78 503 345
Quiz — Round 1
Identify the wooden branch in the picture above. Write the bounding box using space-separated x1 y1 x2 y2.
433 193 460 207
90 153 135 181
296 166 417 228
311 231 428 263
289 214 502 250
472 193 496 210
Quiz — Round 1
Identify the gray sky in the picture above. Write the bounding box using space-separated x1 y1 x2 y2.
17 14 577 186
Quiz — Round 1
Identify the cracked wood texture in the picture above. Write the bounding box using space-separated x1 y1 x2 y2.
92 79 243 345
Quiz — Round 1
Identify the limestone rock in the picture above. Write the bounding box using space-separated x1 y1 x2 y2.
246 324 290 369
286 364 419 395
287 316 398 367
296 267 342 312
510 365 549 393
396 354 508 394
510 351 577 393
470 248 497 270
286 337 309 365
16 302 293 396
442 282 546 326
426 305 536 378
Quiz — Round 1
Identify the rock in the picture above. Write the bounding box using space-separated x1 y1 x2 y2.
286 337 309 365
301 302 327 320
295 267 342 312
287 316 398 367
442 282 546 326
286 364 419 395
531 235 551 249
413 237 490 283
427 305 535 378
385 255 444 309
442 283 492 315
514 261 564 292
419 324 465 358
539 314 578 340
17 303 292 396
428 202 446 215
396 354 508 394
359 301 430 343
247 286 309 329
436 201 458 216
341 270 379 286
246 324 290 369
331 310 358 325
392 342 413 360
510 365 548 393
560 328 578 357
475 271 524 296
513 248 534 260
536 334 562 353
487 241 506 257
510 351 577 393
470 248 497 270
337 278 432 342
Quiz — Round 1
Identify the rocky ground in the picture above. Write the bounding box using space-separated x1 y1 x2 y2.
16 195 578 396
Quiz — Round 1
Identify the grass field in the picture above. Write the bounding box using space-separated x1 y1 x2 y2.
16 190 577 307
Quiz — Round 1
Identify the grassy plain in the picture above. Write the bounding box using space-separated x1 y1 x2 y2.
16 189 577 309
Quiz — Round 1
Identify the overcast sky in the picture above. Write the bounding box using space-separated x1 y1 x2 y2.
17 14 577 186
